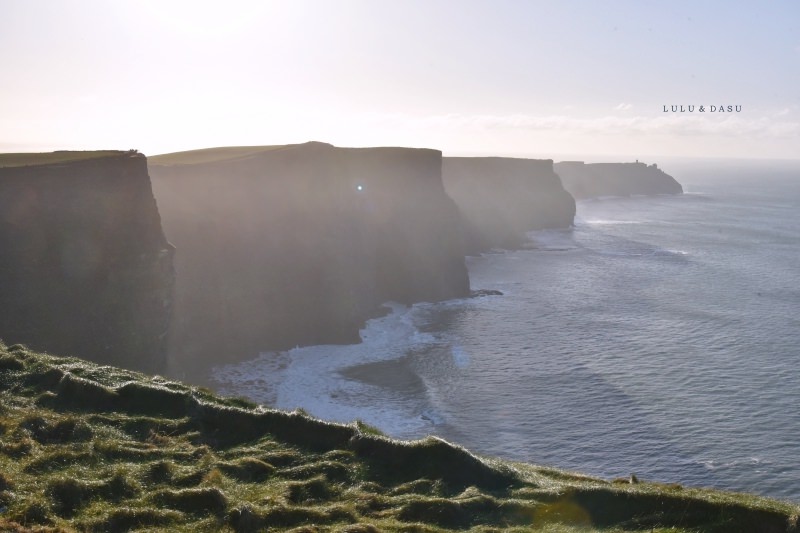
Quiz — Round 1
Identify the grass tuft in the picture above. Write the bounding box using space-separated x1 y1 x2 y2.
171 468 209 488
259 449 303 467
217 457 276 483
396 493 504 529
98 470 140 501
18 500 53 526
353 419 385 436
116 381 189 417
20 415 92 444
279 460 352 482
0 437 34 458
86 507 183 532
145 460 175 483
0 472 12 491
228 503 356 531
0 354 25 371
53 373 117 410
390 478 443 496
350 434 519 490
286 476 340 504
23 450 94 474
153 487 228 516
46 477 93 517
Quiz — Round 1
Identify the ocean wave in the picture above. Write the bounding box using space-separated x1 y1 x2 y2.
525 228 580 251
651 249 689 259
211 301 453 439
700 457 766 471
581 219 645 226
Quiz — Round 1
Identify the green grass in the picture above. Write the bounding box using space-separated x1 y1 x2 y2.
0 342 798 532
148 145 296 166
0 150 131 167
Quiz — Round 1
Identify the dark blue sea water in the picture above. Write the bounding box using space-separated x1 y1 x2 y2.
215 159 800 503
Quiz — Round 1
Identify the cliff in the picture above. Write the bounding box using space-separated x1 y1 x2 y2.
148 142 469 374
442 157 576 253
2 343 797 532
554 161 683 200
0 151 174 374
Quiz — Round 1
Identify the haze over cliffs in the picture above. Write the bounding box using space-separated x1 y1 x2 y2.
0 146 681 380
443 157 576 252
554 161 683 200
0 151 174 373
149 142 469 374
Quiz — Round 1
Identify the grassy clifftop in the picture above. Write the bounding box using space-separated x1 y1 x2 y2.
148 145 293 166
0 343 797 532
0 151 133 168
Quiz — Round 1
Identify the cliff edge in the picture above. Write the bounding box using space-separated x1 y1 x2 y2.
443 157 576 253
555 161 683 200
0 151 174 374
149 142 469 375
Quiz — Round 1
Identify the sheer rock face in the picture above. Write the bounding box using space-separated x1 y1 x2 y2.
149 142 468 373
0 152 174 373
442 157 576 253
554 161 683 200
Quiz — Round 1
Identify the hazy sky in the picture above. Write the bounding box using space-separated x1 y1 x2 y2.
1 0 798 159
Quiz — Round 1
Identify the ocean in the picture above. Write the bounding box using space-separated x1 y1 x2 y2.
213 159 800 503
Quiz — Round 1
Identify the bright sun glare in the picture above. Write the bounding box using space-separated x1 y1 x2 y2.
135 0 280 37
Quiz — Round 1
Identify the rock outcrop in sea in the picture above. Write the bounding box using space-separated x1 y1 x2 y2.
149 142 469 375
0 151 174 373
443 157 576 253
554 161 683 199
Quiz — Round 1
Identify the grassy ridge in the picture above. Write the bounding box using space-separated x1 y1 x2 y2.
0 342 797 532
148 145 290 166
0 151 131 168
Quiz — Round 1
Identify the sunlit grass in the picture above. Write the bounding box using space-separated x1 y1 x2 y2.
0 341 797 532
148 145 291 166
0 150 129 167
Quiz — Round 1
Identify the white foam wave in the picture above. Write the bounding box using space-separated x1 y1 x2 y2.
583 219 645 226
595 247 689 260
652 249 689 257
583 195 620 202
700 457 766 471
211 301 449 438
451 345 470 368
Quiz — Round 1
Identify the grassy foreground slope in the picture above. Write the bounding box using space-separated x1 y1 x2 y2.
0 343 797 533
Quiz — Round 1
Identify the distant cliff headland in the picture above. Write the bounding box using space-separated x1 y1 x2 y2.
443 157 576 253
554 161 683 200
0 151 173 374
0 145 684 377
148 142 469 374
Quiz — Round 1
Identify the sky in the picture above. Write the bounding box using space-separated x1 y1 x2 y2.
1 0 798 160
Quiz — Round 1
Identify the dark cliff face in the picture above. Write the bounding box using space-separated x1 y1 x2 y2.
442 157 576 253
149 142 468 374
554 161 684 200
0 152 174 373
